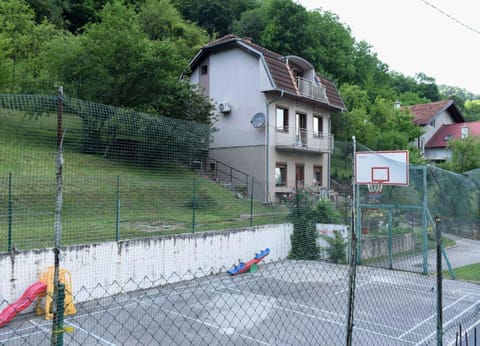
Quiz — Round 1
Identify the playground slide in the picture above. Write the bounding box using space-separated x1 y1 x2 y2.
228 248 270 275
0 281 47 328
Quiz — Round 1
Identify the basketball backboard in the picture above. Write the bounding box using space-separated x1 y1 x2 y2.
355 150 409 186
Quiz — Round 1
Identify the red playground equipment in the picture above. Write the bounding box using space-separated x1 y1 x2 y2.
0 282 47 328
228 248 270 275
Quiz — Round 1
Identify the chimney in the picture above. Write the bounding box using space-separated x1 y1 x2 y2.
394 100 401 110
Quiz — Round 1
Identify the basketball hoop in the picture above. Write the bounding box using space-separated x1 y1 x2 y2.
367 183 383 199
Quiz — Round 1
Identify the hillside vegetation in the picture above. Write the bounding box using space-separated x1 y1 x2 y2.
0 111 286 251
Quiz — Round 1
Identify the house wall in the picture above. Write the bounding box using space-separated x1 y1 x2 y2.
207 49 271 148
190 48 333 203
266 96 331 202
418 110 456 153
424 147 451 161
209 146 266 200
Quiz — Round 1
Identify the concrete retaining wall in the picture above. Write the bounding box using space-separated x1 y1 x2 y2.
0 224 293 306
361 233 415 259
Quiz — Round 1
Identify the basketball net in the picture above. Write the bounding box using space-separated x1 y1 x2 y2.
367 182 383 198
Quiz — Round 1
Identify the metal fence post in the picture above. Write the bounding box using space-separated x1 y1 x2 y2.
52 282 66 346
51 86 64 346
192 176 196 233
436 215 443 346
388 208 393 269
250 176 254 227
116 176 120 241
7 172 12 253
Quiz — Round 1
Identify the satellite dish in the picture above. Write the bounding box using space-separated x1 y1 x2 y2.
250 112 265 128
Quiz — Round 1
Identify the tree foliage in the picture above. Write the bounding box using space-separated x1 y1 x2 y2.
1 0 478 157
440 137 480 173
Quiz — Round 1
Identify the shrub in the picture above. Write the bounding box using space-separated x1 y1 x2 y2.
320 230 347 264
287 188 319 260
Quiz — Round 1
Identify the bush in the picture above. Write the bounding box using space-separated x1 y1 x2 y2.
287 188 342 260
287 188 319 260
320 230 347 264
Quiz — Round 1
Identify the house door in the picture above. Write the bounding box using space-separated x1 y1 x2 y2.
296 113 307 146
295 164 304 188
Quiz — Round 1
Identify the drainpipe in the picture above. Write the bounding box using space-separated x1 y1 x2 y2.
265 90 284 204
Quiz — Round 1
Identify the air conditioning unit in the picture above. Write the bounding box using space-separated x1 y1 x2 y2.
218 102 231 113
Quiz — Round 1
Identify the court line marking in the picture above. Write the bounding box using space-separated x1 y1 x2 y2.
0 320 49 343
417 301 480 345
209 284 415 343
134 298 271 346
266 295 416 344
399 293 472 339
369 280 459 300
333 281 370 295
446 317 480 346
64 320 118 346
212 274 425 336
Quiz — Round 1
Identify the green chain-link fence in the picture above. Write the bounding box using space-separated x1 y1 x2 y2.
0 93 479 345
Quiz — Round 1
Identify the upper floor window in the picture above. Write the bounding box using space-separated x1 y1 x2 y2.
313 115 323 136
429 119 435 127
201 65 208 75
461 126 469 139
276 107 289 131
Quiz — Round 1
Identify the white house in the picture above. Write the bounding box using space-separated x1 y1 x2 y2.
188 35 346 202
408 100 465 161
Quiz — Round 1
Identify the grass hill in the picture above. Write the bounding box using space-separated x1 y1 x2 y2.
0 111 286 251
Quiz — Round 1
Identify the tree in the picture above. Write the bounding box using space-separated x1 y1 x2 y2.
172 0 256 37
138 0 208 59
260 0 309 55
287 189 320 260
0 0 59 93
25 0 109 33
440 137 480 173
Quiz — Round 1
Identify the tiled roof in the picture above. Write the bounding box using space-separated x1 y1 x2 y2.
408 100 464 125
426 121 480 148
192 35 346 111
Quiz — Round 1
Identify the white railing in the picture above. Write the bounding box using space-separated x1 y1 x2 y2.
275 128 334 153
297 77 328 103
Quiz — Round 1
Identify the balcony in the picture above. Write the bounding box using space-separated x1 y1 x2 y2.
297 77 328 103
275 128 333 153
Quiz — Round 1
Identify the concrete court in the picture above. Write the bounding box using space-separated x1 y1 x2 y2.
0 260 479 345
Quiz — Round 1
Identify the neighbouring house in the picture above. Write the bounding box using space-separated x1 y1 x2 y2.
423 121 480 162
188 35 346 203
407 100 465 160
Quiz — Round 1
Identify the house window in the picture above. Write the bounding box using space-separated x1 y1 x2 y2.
419 137 425 154
313 166 322 185
429 119 435 127
275 162 287 186
461 126 469 139
276 107 289 131
201 65 208 75
295 164 304 188
313 115 323 136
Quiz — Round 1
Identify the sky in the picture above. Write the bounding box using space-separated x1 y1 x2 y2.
297 0 480 95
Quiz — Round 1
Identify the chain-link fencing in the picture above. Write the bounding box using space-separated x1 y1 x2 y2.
0 93 479 345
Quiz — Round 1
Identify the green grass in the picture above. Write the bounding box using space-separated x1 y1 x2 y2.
444 262 480 282
0 111 288 251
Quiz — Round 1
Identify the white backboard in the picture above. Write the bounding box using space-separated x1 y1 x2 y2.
355 150 409 185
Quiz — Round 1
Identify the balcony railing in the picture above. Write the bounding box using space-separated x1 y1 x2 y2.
297 77 328 103
275 128 334 153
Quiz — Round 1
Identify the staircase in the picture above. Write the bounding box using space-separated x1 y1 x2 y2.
196 158 250 197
